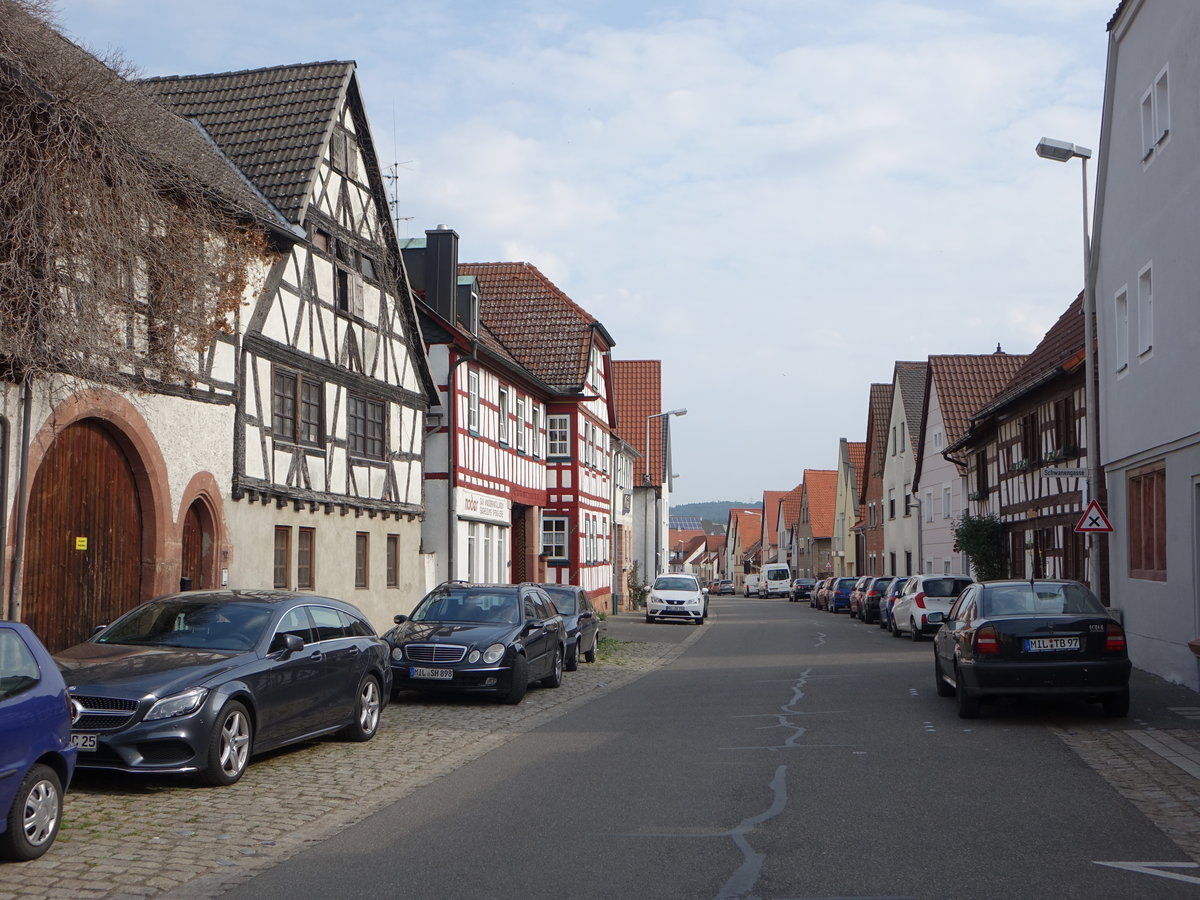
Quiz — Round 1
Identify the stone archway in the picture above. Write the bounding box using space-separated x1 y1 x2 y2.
23 418 144 651
180 497 217 590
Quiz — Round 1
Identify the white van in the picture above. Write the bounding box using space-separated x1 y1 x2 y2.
743 573 760 597
758 563 792 598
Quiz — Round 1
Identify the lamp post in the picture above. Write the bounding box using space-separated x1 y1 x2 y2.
1035 136 1103 599
644 407 686 576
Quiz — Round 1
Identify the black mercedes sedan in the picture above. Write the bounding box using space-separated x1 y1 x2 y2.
932 580 1131 719
385 582 565 704
55 590 391 786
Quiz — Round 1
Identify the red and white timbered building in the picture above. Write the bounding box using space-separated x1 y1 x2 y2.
405 232 617 608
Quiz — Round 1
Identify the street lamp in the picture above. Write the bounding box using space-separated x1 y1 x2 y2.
644 407 686 577
643 408 687 486
1035 136 1103 598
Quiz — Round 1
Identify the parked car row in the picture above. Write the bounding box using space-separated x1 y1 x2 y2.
796 574 1133 721
1 580 609 860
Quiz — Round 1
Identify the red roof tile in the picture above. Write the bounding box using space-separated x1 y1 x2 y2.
804 470 838 538
612 360 663 486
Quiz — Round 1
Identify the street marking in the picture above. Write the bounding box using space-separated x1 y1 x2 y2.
1094 861 1200 885
1169 706 1200 720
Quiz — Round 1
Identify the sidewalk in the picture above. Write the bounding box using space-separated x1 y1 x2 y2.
1052 668 1200 863
0 624 707 900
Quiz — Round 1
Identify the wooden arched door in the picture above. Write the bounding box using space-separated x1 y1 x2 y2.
180 498 215 591
23 419 144 651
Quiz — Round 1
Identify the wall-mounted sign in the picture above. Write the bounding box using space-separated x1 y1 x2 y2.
456 488 510 524
74 537 88 551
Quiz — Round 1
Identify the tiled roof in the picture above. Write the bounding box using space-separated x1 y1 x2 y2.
928 353 1030 447
895 361 928 456
142 62 353 224
612 360 661 485
460 262 613 392
949 295 1085 453
803 469 838 538
1000 293 1085 399
864 383 893 484
781 487 804 529
761 491 788 546
1108 0 1132 30
8 8 286 230
847 441 866 489
729 508 762 553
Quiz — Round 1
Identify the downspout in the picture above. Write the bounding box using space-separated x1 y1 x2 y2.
445 344 477 581
7 382 32 621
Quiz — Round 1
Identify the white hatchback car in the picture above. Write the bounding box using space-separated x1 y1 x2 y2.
645 574 707 625
890 575 974 640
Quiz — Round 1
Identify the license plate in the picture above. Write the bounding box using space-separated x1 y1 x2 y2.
410 666 454 680
71 733 97 751
1025 637 1080 652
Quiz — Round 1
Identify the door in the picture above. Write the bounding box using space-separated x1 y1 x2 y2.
23 420 144 652
511 505 528 583
180 500 215 590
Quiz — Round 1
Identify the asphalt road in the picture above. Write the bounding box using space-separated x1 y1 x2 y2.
222 597 1198 900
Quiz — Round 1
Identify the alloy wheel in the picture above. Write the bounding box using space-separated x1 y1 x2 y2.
219 709 251 779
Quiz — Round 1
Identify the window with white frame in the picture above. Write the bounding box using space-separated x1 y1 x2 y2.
1115 288 1130 371
942 485 952 519
516 395 527 452
547 415 570 457
541 516 568 560
1141 66 1170 163
467 522 478 582
1138 264 1153 357
483 523 493 581
532 406 542 458
924 491 933 523
498 388 510 445
467 369 480 433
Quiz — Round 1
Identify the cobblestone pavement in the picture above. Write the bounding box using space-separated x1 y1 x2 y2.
0 625 704 900
5 619 1200 898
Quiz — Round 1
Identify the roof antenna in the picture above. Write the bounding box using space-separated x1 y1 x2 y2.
384 100 414 238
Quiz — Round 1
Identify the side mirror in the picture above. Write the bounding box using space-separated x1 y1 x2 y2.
393 614 409 625
270 632 305 655
524 619 545 634
702 588 710 595
92 624 107 635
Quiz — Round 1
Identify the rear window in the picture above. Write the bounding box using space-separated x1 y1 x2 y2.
921 578 972 598
836 578 857 589
981 583 1105 617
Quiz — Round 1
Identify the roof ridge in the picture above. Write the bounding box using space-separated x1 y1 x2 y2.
141 61 354 84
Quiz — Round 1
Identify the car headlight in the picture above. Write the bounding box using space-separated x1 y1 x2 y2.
482 643 506 664
144 687 208 721
391 646 405 661
687 597 700 605
649 593 662 604
467 650 481 663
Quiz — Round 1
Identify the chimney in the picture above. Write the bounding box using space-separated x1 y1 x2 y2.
425 226 459 324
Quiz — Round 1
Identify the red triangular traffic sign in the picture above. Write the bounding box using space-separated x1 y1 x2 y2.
1075 499 1114 533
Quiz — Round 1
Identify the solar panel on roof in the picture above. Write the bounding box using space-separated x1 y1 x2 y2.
669 517 703 531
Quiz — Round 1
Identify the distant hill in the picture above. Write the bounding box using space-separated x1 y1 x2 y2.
670 500 761 525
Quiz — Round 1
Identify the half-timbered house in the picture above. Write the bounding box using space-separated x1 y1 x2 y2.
145 63 438 627
947 295 1096 589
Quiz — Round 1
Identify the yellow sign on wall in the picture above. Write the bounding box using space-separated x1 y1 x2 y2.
75 537 88 551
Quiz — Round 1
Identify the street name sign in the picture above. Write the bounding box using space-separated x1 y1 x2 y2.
1044 467 1087 478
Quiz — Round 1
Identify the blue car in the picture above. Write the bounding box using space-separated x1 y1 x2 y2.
828 577 858 613
0 622 76 861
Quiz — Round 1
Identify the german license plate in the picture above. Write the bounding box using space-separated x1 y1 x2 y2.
1025 637 1080 652
71 733 97 751
410 666 453 680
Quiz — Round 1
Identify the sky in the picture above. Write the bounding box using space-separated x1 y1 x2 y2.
52 0 1116 505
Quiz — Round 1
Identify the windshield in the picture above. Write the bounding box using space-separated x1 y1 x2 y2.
981 583 1106 617
97 598 272 651
542 588 578 615
654 576 698 592
412 590 521 625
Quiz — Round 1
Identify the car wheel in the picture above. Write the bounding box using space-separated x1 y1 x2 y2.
694 616 703 625
583 634 598 664
1102 686 1130 718
339 674 382 742
565 640 579 672
891 618 903 638
955 664 981 719
645 613 654 624
878 614 887 630
910 619 923 642
934 654 955 697
501 655 529 704
199 700 252 786
541 645 564 688
0 764 62 861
